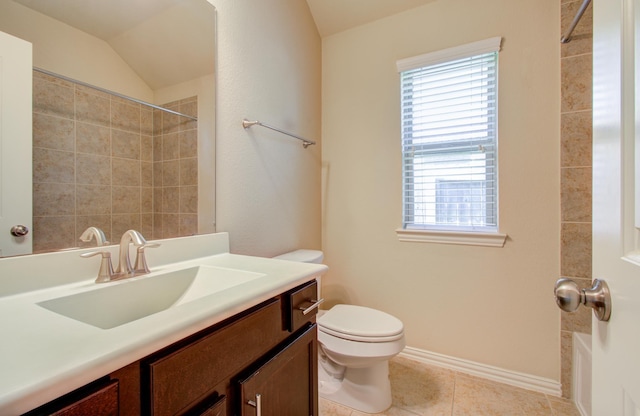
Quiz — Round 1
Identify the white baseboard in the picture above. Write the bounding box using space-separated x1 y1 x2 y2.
399 346 562 397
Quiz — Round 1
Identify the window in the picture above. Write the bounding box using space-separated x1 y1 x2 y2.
396 38 506 247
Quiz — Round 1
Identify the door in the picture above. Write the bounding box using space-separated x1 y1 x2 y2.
592 0 640 414
0 30 32 256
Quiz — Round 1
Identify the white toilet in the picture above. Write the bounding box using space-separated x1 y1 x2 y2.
274 250 406 414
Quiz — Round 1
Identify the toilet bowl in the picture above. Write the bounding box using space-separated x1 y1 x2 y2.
274 250 406 414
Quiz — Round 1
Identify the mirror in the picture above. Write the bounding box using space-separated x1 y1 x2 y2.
0 0 216 257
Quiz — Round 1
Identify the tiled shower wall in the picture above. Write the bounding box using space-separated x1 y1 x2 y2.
560 0 593 399
32 71 197 253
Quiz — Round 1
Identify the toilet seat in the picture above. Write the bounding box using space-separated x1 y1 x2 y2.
318 304 404 342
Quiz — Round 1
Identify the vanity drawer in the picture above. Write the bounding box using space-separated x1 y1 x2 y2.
145 299 283 416
24 379 118 416
286 280 320 332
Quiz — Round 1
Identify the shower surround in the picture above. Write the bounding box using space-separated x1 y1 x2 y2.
32 70 198 253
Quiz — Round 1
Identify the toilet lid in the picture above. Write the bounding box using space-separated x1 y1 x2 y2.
318 304 404 342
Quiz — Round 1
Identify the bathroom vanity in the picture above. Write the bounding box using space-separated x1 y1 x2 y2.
0 233 327 415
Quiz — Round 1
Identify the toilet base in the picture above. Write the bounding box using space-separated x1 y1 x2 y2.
318 358 392 414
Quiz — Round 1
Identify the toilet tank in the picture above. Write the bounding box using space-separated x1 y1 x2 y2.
274 249 324 264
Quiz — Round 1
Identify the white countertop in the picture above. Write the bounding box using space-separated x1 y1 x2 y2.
0 233 327 415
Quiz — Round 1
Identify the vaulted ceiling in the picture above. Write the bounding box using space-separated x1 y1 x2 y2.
305 0 436 37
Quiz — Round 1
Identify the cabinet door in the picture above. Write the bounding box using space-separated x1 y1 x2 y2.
145 299 283 416
237 324 318 416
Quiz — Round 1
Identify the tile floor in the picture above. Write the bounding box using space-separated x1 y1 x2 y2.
319 356 581 416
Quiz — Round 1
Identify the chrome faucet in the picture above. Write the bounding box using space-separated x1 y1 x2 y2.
115 230 146 276
82 230 159 283
79 227 109 246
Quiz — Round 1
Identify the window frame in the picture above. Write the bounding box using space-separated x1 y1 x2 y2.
395 37 507 247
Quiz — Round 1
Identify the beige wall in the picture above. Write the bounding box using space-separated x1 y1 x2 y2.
322 0 561 380
209 0 322 256
0 1 154 102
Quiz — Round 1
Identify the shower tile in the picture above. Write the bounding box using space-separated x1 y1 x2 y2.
33 76 74 119
561 54 592 113
560 331 573 399
112 214 141 239
33 113 74 151
180 186 198 214
141 162 153 187
112 186 141 214
561 279 592 334
76 90 111 127
76 153 111 185
153 162 164 187
179 100 198 131
153 188 163 213
162 109 182 135
141 187 153 213
179 214 197 236
141 108 154 136
180 158 198 186
76 215 112 245
162 213 180 238
153 136 164 162
112 100 141 133
32 216 76 253
76 185 111 215
141 135 153 162
561 1 592 58
33 70 74 87
561 222 592 278
112 130 141 160
180 130 198 158
112 158 141 187
141 213 154 238
33 183 75 216
561 167 591 222
153 110 163 136
162 187 180 213
561 111 592 168
76 84 110 100
153 212 163 239
77 122 110 156
163 160 180 187
33 148 75 184
163 132 181 160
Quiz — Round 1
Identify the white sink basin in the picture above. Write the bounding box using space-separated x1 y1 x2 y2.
37 266 266 329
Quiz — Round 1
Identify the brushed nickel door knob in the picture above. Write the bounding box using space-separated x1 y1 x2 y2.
10 225 29 237
554 278 612 321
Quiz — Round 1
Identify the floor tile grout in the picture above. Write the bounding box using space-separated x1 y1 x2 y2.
320 356 580 416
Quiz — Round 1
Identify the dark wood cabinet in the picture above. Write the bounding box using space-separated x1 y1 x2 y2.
237 323 318 416
22 280 319 416
23 379 118 416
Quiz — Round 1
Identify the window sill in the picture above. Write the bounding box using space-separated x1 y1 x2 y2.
395 228 507 247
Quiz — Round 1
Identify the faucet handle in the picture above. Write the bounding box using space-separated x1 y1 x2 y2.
134 243 161 275
81 251 115 283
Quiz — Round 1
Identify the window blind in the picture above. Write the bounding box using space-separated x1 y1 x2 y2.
398 38 501 232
